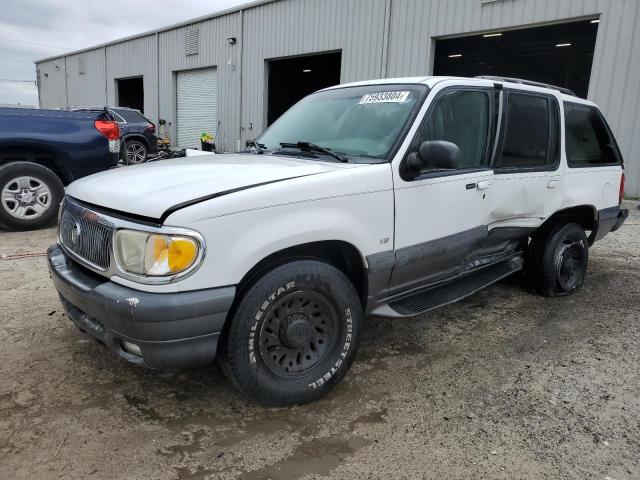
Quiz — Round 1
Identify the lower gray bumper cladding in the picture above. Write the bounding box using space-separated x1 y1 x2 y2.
47 244 235 369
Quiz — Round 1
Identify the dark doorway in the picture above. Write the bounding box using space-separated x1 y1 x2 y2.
116 77 144 112
433 19 599 98
267 51 341 125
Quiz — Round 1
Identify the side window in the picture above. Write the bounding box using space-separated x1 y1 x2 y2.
110 111 127 123
409 89 490 171
495 92 558 169
117 109 146 123
564 104 620 167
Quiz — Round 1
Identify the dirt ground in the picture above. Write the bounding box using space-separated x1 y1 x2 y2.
1 202 639 480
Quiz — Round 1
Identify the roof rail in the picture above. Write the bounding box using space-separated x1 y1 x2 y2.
475 76 576 96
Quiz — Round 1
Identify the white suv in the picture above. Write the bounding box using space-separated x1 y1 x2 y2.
48 76 628 405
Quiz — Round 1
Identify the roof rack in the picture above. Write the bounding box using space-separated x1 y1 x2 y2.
475 76 576 96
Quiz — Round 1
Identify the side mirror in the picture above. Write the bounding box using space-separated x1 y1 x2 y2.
406 140 460 171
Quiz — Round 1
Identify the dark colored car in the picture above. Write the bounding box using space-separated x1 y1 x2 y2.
108 107 158 165
0 107 120 230
68 107 158 165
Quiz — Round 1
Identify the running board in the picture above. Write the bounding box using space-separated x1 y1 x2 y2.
371 254 523 318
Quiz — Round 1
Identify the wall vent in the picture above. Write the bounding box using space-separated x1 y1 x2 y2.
185 27 199 56
78 55 86 75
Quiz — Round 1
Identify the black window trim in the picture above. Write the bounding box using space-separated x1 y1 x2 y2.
563 101 624 169
492 88 561 175
399 85 496 182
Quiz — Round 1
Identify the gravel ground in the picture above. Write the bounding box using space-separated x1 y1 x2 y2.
1 202 639 480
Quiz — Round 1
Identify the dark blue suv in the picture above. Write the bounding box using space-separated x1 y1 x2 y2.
107 108 158 165
69 107 158 164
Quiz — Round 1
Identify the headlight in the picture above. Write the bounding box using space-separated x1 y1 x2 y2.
114 229 202 277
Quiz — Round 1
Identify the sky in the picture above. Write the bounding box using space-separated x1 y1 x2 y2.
0 0 249 106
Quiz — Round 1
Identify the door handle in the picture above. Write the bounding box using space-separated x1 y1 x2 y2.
476 181 490 190
547 180 559 189
465 183 476 190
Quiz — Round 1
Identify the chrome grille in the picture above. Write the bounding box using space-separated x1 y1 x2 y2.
60 207 112 270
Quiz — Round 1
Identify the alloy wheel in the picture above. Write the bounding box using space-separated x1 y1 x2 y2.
126 143 147 164
1 176 52 219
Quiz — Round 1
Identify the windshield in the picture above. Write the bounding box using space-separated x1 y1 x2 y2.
257 84 427 161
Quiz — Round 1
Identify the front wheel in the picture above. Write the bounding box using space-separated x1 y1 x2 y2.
219 259 363 406
525 222 589 296
0 162 64 231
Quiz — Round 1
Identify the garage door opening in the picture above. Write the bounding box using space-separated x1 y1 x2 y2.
267 51 341 125
116 77 144 112
433 19 599 98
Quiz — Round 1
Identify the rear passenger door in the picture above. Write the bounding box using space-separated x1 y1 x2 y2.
486 90 562 250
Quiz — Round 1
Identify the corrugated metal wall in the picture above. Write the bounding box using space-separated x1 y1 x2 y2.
386 0 640 194
34 0 640 194
240 0 389 140
158 12 241 153
36 59 67 109
106 35 158 122
66 49 106 107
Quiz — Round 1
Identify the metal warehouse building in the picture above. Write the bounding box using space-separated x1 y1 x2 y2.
36 0 640 194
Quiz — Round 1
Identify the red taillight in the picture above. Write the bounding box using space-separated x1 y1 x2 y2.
619 173 625 205
94 120 120 140
145 123 156 133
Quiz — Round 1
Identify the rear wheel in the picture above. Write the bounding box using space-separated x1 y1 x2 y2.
219 259 363 406
0 162 64 231
525 222 589 296
123 140 148 165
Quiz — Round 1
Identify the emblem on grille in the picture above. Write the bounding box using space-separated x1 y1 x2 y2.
70 221 82 245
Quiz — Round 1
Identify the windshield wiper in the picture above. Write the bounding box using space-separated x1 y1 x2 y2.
246 139 266 154
279 141 348 163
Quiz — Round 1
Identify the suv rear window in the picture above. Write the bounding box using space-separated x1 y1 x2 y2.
564 103 620 167
495 92 558 169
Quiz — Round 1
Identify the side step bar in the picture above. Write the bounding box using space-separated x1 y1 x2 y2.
371 254 523 318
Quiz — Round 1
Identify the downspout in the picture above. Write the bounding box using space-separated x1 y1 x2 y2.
104 46 108 106
381 0 393 78
63 56 69 107
156 32 160 126
238 8 245 151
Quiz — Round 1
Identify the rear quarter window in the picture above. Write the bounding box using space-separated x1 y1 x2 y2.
113 109 147 124
564 103 621 167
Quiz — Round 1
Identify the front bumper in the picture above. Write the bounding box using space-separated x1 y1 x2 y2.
47 244 235 369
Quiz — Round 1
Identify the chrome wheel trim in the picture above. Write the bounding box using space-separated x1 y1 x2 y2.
1 176 52 220
126 143 147 164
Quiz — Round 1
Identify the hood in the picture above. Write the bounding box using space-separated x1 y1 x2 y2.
66 153 356 220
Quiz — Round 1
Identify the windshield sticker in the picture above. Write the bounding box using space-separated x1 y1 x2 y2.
359 91 410 104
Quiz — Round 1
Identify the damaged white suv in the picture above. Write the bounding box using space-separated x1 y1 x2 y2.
48 76 628 405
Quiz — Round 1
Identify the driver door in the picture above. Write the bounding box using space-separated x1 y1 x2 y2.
389 85 495 296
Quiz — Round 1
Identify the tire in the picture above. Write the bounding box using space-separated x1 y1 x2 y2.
0 162 64 231
123 140 148 165
525 222 589 297
219 259 363 406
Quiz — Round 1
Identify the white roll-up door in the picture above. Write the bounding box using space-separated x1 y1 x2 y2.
176 68 217 149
